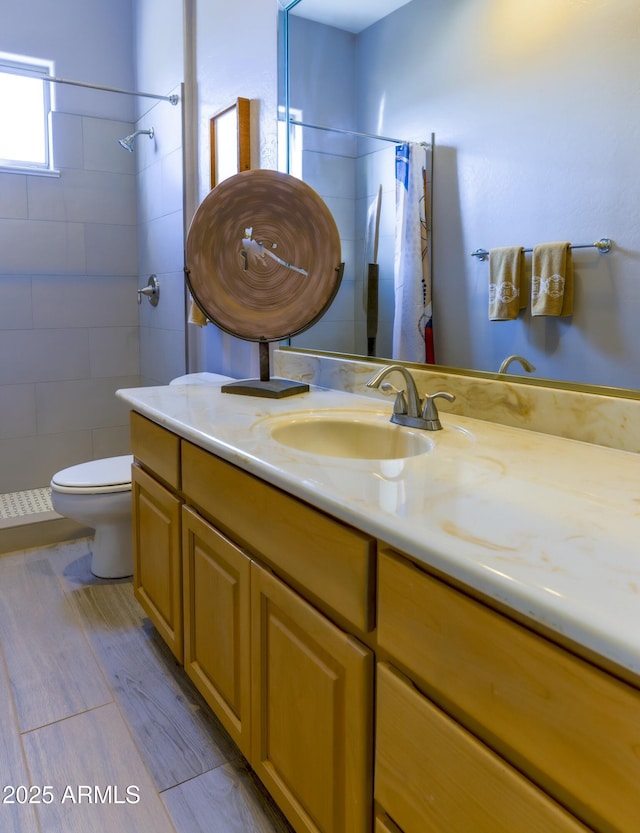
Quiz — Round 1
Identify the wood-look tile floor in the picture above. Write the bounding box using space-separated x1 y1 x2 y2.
0 537 294 833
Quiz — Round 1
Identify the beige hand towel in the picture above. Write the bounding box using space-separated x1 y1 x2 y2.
188 296 208 326
488 246 524 320
531 242 573 316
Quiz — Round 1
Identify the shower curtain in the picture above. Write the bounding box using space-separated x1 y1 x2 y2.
393 142 433 363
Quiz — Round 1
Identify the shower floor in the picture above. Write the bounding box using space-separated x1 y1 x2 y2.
0 487 54 522
0 488 89 556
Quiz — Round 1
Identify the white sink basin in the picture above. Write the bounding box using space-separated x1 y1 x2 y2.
268 413 434 459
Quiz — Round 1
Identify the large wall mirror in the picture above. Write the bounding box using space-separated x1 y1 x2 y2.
278 0 640 397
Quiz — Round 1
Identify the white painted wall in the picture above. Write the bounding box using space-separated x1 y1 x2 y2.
188 0 279 379
355 0 640 389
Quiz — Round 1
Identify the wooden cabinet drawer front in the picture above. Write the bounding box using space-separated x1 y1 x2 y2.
378 549 640 833
130 412 180 489
376 663 590 833
182 441 375 633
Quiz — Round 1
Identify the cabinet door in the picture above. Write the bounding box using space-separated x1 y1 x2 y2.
131 464 183 661
251 561 373 833
182 506 251 757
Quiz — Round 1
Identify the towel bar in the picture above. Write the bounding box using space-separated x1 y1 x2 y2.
471 237 612 260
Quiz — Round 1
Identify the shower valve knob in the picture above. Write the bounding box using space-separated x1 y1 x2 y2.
137 275 160 306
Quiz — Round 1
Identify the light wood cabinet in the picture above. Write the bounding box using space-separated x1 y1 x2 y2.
131 464 183 661
250 560 373 833
181 440 376 634
375 662 590 833
130 413 374 833
377 547 640 833
181 505 251 757
130 410 637 833
375 814 403 833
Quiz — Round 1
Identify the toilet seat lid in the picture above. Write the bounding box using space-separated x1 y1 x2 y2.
51 455 133 494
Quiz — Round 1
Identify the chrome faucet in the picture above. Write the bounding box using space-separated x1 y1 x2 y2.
498 354 536 374
366 364 455 431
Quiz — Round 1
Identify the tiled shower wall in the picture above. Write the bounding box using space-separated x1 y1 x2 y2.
0 113 140 493
134 0 186 387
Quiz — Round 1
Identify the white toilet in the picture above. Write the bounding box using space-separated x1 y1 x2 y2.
50 455 134 578
50 373 234 579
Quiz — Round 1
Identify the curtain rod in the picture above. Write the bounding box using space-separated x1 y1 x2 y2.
288 118 429 147
471 238 612 260
34 72 179 105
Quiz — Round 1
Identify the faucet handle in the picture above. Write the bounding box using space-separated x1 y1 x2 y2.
380 382 408 415
421 391 456 431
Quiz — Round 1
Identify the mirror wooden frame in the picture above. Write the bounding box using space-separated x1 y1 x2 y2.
210 97 251 188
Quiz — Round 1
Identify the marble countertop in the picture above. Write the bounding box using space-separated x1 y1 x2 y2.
117 379 640 679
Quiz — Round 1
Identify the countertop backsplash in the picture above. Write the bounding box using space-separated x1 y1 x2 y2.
274 349 640 454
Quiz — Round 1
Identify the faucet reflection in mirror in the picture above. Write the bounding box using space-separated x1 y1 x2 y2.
499 355 536 375
367 364 455 431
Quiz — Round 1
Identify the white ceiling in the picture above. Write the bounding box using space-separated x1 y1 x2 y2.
288 0 413 34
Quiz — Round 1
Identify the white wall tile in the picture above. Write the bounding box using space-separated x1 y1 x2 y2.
302 151 356 200
31 275 139 328
135 0 183 115
0 384 37 439
139 97 183 162
291 319 355 354
0 220 86 274
160 147 184 216
321 279 355 322
82 117 136 174
137 160 163 225
84 223 137 275
322 196 355 242
89 327 140 377
0 431 93 492
0 276 33 329
138 271 185 332
0 174 28 219
35 375 138 434
138 210 183 275
50 112 84 170
139 148 183 222
139 327 185 385
27 169 137 226
0 329 89 385
91 424 132 459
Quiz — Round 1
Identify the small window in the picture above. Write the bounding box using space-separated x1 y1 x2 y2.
0 54 54 173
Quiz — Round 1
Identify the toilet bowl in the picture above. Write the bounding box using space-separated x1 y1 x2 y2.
50 373 236 579
50 455 134 579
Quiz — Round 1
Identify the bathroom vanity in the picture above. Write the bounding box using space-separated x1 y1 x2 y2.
118 379 640 833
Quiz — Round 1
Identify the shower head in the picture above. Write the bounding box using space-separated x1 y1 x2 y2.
118 127 154 152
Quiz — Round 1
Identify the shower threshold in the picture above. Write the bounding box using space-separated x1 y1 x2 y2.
0 488 89 556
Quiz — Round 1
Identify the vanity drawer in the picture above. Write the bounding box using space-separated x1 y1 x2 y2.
181 441 376 633
377 548 640 833
130 412 180 490
375 662 590 833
